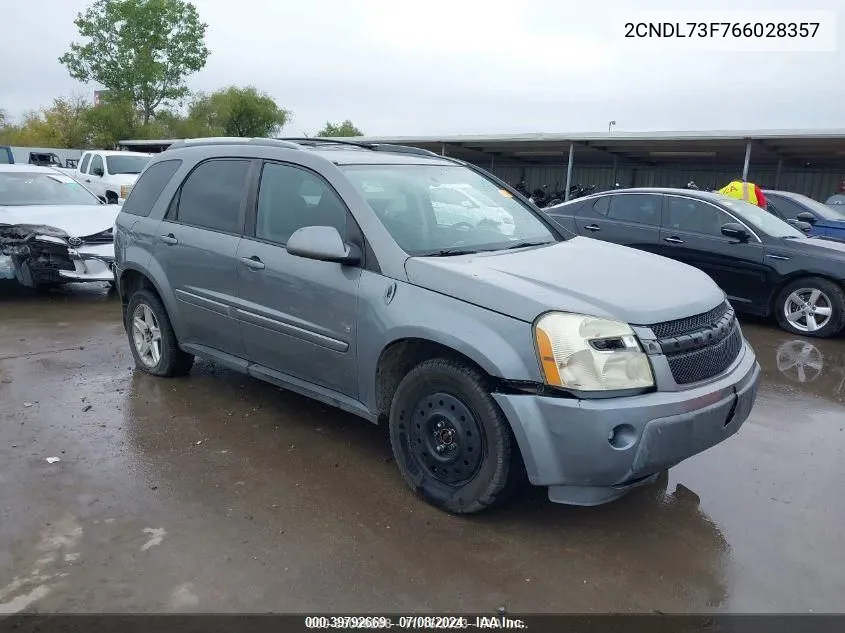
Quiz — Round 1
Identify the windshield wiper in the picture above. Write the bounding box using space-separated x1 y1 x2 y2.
424 247 482 257
500 240 554 251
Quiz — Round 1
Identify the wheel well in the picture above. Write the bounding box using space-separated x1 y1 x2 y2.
770 274 845 314
119 269 160 309
374 338 494 424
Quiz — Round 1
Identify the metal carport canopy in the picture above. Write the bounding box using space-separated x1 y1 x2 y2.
337 129 845 169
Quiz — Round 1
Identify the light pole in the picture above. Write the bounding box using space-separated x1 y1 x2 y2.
608 120 616 133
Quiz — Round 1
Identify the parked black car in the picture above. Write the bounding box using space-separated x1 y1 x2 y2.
545 188 845 338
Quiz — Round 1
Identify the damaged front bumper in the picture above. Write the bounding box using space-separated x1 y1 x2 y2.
0 224 115 287
60 243 115 283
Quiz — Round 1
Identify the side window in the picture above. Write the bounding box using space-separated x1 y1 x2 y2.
592 197 610 216
607 194 661 225
255 162 347 244
664 197 734 236
121 159 183 217
175 159 250 233
90 154 104 175
79 154 91 174
766 196 804 221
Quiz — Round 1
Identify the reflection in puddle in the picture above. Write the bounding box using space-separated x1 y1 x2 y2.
772 338 845 401
776 340 824 384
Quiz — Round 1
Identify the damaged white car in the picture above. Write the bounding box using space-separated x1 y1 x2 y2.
0 165 119 288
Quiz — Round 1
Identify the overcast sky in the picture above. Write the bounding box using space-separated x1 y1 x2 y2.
2 0 843 136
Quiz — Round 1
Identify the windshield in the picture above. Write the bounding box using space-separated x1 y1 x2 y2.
341 164 557 255
0 172 101 206
720 197 805 238
106 155 150 175
786 192 845 221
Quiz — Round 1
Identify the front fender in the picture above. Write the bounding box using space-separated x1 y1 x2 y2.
356 272 542 414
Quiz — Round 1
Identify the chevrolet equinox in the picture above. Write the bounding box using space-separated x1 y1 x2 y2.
114 137 761 513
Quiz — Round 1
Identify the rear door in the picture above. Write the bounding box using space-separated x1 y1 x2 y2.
572 192 664 254
153 158 252 359
659 194 769 311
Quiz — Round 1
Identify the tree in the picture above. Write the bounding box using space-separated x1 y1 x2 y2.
59 0 210 125
84 95 139 148
316 120 363 137
0 96 93 148
41 95 93 148
187 86 291 137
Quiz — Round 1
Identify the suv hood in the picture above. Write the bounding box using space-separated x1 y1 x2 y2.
405 237 725 326
0 205 119 238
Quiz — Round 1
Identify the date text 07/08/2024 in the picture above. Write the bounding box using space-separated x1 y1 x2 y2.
624 22 820 38
304 616 527 629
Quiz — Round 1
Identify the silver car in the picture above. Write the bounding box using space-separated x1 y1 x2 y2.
114 138 760 513
0 164 118 288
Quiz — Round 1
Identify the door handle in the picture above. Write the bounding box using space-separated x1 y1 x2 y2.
583 224 600 232
767 254 789 261
664 236 684 244
85 179 91 183
159 234 178 245
240 256 265 270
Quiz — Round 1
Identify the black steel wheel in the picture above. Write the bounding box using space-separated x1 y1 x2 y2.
407 392 484 487
388 358 520 514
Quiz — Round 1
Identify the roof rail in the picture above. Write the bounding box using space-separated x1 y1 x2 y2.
370 143 441 157
277 137 375 149
165 137 302 151
277 138 441 158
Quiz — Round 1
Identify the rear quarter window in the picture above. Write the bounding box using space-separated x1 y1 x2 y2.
121 159 183 217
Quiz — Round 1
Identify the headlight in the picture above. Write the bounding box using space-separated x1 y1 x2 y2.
534 312 654 392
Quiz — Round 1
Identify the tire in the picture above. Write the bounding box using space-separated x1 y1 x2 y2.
126 289 194 376
388 358 519 514
106 191 119 205
774 277 845 338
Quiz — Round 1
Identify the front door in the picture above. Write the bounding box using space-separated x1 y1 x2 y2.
235 160 361 397
153 158 252 358
659 194 769 311
573 193 663 255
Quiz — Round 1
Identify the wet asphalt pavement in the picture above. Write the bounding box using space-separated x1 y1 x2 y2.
0 282 843 614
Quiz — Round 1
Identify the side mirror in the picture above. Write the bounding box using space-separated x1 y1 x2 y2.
721 222 750 242
286 226 360 265
796 211 817 224
92 167 104 177
794 221 813 234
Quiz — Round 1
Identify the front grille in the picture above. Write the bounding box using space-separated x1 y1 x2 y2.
648 301 743 384
650 301 730 339
666 324 743 385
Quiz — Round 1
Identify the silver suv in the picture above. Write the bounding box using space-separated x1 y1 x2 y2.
114 138 761 513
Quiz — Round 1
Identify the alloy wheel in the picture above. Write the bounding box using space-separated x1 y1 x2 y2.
131 303 162 368
783 288 833 333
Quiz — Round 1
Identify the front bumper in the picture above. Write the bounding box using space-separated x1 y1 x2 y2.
493 341 760 506
58 243 115 283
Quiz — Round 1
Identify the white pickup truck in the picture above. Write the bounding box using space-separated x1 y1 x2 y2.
75 150 153 204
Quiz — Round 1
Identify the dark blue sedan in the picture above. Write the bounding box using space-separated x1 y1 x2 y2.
765 190 845 239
